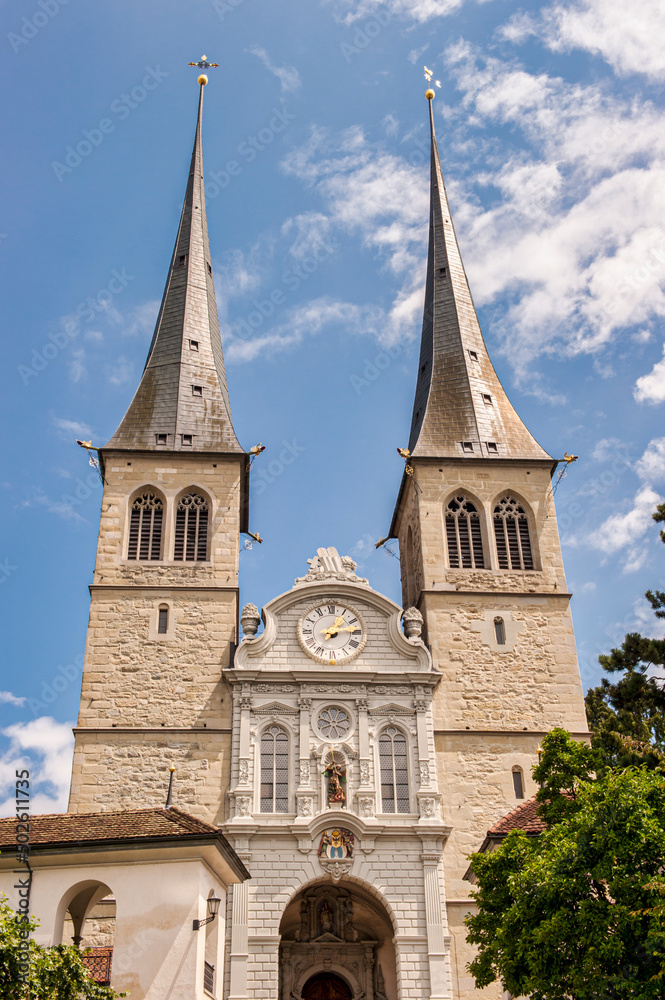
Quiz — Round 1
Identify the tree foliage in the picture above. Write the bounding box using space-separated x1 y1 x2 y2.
466 731 665 1000
0 895 123 1000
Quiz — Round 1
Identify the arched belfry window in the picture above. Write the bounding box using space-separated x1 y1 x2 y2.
379 727 410 813
260 725 289 813
174 492 209 561
127 492 163 561
445 495 485 568
493 496 534 570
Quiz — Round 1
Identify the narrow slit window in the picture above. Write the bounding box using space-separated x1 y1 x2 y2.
494 616 506 645
174 492 209 561
494 496 534 570
158 606 168 634
379 727 410 813
445 495 485 569
512 767 525 799
127 492 163 561
260 725 288 813
206 262 212 275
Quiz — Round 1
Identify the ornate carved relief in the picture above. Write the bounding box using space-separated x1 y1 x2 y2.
294 546 368 586
238 759 249 784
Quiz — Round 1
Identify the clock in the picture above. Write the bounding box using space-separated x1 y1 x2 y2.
297 602 367 665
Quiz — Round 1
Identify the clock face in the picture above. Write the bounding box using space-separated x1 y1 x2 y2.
298 602 367 665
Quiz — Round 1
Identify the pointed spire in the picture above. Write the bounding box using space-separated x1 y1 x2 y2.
407 93 549 462
106 82 243 453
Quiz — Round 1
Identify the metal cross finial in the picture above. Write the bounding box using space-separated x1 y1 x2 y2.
188 55 219 70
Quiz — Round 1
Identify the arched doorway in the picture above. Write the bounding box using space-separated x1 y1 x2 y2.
279 880 394 999
302 972 352 1000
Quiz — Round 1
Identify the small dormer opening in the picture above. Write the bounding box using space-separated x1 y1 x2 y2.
438 267 447 277
420 362 427 374
182 434 193 446
469 350 478 361
486 441 498 453
461 441 474 453
192 385 203 397
178 254 187 267
155 433 167 446
482 393 493 404
206 262 212 275
189 340 199 351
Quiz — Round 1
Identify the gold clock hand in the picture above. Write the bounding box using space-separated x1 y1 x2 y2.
321 615 345 639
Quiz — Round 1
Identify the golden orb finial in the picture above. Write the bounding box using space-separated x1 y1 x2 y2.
198 74 208 86
425 88 435 100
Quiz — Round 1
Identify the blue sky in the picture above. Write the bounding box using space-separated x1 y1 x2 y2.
1 0 664 814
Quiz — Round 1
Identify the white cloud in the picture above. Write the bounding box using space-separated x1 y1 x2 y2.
407 44 430 64
591 437 626 463
52 416 93 440
281 213 333 260
0 717 74 816
635 437 665 484
107 356 134 387
587 484 662 571
68 348 87 383
122 300 159 338
635 344 665 405
332 0 473 25
382 113 399 137
539 0 665 82
248 46 301 93
0 692 26 707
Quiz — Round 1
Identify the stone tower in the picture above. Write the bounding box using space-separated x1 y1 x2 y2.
388 94 588 996
68 81 248 823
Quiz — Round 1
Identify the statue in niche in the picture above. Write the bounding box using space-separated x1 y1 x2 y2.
320 900 334 935
323 759 346 805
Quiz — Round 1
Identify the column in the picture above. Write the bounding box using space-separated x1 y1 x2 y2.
228 853 251 1000
421 842 452 1000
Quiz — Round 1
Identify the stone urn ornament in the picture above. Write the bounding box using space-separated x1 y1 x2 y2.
402 606 424 639
240 603 261 637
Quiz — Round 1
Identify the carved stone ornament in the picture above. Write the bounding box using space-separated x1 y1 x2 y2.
294 546 368 586
238 759 249 784
402 606 424 639
319 859 353 883
419 797 436 818
359 759 371 784
235 796 252 817
240 602 261 637
358 796 374 818
297 797 314 817
419 760 430 785
299 759 311 783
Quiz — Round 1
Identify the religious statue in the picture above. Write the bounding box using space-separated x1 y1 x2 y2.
320 900 333 934
324 759 346 805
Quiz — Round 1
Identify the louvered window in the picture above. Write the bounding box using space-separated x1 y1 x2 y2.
445 495 484 568
174 492 209 561
493 496 534 570
379 727 410 813
260 725 289 813
127 492 163 561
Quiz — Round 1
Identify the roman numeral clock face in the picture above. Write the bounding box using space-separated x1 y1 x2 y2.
297 603 367 665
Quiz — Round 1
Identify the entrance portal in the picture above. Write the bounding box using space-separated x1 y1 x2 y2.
302 972 352 1000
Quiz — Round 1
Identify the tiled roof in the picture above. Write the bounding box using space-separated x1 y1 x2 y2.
404 97 551 463
0 806 223 850
487 796 546 837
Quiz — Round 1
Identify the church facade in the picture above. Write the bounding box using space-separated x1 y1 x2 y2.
2 78 589 1000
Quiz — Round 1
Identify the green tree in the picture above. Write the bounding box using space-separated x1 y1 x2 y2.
466 730 665 1000
0 895 123 1000
585 505 665 771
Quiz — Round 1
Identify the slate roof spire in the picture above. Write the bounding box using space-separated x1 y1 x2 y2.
106 80 243 453
407 93 550 462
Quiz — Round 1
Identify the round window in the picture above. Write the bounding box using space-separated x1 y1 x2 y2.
317 706 351 740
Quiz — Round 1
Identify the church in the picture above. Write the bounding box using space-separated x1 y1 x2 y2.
0 72 588 1000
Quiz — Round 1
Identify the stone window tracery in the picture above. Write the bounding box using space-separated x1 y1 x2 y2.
317 706 351 741
379 726 410 813
127 492 163 561
493 496 534 570
260 725 289 813
174 491 209 561
445 495 485 568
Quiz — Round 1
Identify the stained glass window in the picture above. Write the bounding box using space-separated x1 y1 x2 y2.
317 707 351 741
